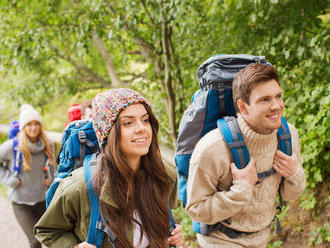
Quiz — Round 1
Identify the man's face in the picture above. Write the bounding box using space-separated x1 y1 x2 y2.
239 79 284 134
83 107 93 120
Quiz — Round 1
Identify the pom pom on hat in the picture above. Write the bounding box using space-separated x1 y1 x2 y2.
19 104 42 130
92 88 150 146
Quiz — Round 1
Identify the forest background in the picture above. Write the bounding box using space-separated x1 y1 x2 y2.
0 0 329 247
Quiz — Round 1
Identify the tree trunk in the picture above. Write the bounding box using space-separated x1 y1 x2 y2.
92 30 124 88
161 14 177 147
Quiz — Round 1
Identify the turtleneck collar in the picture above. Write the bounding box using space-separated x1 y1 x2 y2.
28 138 45 154
237 113 278 155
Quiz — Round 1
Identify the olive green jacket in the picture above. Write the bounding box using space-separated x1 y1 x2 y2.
34 163 177 248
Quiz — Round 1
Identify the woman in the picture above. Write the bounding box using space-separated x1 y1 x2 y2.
35 88 183 248
0 104 55 248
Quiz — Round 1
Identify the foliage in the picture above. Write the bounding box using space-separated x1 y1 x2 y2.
172 204 198 247
300 191 317 211
1 0 329 160
267 240 283 248
0 2 328 236
310 223 330 247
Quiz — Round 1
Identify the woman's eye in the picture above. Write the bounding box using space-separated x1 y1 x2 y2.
123 121 132 126
143 118 150 123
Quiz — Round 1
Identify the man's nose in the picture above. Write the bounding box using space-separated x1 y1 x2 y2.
270 99 282 110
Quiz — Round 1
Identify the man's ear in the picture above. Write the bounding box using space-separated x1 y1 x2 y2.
237 99 248 115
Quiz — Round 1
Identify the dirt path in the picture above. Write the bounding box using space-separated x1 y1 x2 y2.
0 195 29 247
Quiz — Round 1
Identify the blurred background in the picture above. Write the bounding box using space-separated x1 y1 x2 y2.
0 0 329 247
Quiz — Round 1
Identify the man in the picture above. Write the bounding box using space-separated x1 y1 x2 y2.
185 63 306 248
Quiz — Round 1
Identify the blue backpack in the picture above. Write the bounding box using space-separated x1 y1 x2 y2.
9 120 20 139
45 120 108 247
7 121 22 176
175 54 292 235
46 120 176 247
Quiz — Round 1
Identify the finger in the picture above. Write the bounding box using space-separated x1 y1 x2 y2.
171 225 182 235
230 162 238 172
272 162 281 172
272 163 285 177
275 149 288 159
175 224 182 231
273 153 287 167
170 236 184 246
169 235 180 243
170 226 182 240
247 158 256 168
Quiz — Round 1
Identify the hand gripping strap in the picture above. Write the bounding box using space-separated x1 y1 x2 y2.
168 208 176 248
84 154 105 248
277 117 292 156
217 117 250 169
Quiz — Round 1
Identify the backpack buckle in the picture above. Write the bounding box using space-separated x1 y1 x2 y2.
78 131 87 143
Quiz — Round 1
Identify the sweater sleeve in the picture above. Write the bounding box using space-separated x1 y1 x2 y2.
280 124 306 201
34 174 83 247
185 131 253 225
0 140 20 188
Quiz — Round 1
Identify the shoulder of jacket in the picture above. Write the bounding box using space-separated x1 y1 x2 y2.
59 167 87 196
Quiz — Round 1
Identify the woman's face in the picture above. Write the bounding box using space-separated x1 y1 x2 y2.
118 104 152 170
24 120 41 142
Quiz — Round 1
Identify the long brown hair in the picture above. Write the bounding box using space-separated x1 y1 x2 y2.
19 124 55 171
93 103 171 248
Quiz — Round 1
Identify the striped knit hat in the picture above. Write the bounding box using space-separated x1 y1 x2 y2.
92 88 150 146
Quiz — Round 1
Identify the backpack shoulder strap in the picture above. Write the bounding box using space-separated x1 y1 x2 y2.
77 130 98 169
277 117 292 156
168 207 176 230
217 116 250 169
83 153 107 248
12 137 22 176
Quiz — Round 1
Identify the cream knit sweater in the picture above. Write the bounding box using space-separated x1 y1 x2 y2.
186 114 306 248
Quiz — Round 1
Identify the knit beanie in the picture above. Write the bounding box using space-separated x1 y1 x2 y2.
19 104 42 130
92 88 150 146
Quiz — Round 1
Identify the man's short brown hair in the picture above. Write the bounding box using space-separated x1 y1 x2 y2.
232 63 279 111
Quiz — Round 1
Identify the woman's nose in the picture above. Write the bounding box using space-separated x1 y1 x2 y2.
135 120 146 132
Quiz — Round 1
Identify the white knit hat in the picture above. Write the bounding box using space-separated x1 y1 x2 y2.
19 104 42 130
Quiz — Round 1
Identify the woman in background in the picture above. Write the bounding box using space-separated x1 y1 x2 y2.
0 104 55 248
